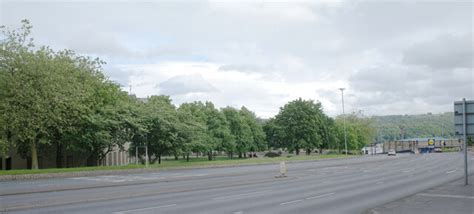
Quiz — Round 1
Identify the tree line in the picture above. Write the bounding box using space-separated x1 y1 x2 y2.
372 112 456 142
0 20 375 169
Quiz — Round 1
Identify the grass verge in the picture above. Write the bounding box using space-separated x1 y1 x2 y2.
0 154 351 176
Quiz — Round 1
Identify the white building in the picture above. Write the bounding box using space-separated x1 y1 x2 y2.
361 144 384 155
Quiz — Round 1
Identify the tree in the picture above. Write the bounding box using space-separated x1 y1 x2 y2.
203 102 234 160
1 20 136 168
240 107 266 152
140 95 180 164
222 107 252 158
273 98 326 155
335 111 375 151
177 102 210 161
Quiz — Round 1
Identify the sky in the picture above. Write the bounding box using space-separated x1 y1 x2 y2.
1 0 473 118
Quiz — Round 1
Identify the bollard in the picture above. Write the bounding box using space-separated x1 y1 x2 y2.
275 161 287 178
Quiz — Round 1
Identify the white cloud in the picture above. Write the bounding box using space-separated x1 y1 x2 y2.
119 61 346 118
2 0 472 118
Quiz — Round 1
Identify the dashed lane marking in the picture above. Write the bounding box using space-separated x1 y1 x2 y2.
112 204 177 214
212 190 272 200
280 199 304 205
446 169 457 174
305 192 335 200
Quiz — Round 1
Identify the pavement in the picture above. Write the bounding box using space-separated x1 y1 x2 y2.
364 174 474 214
0 152 473 214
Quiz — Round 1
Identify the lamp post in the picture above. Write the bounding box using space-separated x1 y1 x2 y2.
339 88 348 156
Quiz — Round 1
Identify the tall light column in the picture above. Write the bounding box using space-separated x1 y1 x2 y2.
339 88 348 155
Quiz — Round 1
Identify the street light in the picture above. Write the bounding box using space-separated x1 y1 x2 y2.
339 88 348 156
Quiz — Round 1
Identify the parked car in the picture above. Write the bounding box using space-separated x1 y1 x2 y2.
388 149 396 156
434 147 442 153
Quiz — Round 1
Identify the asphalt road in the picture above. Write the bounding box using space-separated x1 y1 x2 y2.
1 152 473 214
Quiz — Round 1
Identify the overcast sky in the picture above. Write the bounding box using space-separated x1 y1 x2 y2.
1 0 473 118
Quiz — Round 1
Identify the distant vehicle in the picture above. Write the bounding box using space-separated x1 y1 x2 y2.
388 149 396 156
434 147 442 153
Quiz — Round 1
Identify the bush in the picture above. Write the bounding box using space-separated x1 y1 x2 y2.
264 151 281 158
325 150 341 155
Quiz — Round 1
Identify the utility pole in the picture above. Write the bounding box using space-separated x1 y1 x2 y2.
135 146 138 165
339 88 348 156
462 98 468 185
145 135 149 168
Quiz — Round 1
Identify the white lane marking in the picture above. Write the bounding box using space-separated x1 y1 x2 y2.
446 169 457 174
280 199 304 205
113 204 177 214
417 193 474 200
173 173 209 178
212 190 272 200
305 192 335 200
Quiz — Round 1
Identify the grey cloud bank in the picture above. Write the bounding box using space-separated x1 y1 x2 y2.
1 0 472 118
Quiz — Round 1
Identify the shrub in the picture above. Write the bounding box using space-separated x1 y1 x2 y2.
264 151 281 158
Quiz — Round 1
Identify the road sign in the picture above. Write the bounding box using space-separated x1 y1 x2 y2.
454 100 474 135
454 99 472 186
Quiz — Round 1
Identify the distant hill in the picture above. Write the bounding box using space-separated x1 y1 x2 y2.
372 112 455 142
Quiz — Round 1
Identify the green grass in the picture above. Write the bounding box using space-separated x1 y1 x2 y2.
0 154 351 176
441 147 460 153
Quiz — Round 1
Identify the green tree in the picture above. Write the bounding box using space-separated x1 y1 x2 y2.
140 95 180 164
177 102 212 161
222 107 252 158
335 111 375 151
273 98 326 155
240 107 266 152
1 20 138 168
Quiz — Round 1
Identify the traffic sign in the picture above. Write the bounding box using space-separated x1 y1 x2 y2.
454 99 474 136
454 98 472 186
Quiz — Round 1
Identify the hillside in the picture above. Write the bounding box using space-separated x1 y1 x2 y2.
372 112 455 142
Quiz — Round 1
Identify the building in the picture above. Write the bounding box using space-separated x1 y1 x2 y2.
381 137 462 154
0 143 133 170
361 143 383 155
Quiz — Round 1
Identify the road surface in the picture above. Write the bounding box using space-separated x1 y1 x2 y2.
1 152 473 214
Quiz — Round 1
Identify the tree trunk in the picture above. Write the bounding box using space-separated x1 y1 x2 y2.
186 153 190 162
295 148 300 155
306 149 311 155
56 143 63 168
174 154 178 160
30 140 39 170
244 153 247 158
238 152 242 159
230 152 233 159
208 151 212 161
158 154 161 164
